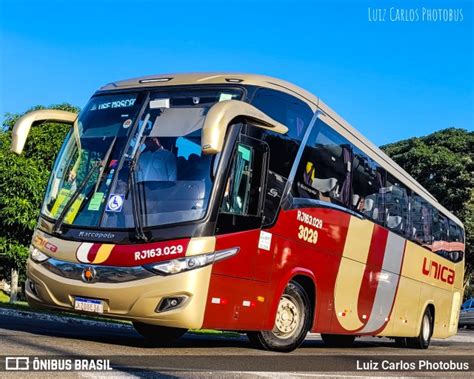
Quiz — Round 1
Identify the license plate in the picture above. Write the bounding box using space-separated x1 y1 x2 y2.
74 297 104 314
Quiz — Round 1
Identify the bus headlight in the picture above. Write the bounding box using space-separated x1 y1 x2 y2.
29 245 50 263
146 247 239 275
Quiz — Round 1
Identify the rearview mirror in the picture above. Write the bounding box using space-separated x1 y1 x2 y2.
11 109 78 154
201 100 288 154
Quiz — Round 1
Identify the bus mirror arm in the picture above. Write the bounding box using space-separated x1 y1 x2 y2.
201 100 288 154
11 109 78 154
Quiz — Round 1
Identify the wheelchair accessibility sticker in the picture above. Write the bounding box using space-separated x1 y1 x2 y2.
106 194 124 212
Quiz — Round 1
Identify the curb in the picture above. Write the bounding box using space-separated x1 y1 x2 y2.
0 306 132 330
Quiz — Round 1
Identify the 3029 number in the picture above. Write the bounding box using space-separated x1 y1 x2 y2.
298 225 318 244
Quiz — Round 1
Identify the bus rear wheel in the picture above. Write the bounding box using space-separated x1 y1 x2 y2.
133 322 188 345
406 308 433 349
247 281 311 352
321 334 355 347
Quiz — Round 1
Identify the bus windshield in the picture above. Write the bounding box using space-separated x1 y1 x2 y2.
42 88 243 230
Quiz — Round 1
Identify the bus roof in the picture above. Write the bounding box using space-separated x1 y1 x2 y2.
99 72 319 109
99 72 463 227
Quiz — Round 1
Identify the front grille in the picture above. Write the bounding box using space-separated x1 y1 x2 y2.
42 258 155 283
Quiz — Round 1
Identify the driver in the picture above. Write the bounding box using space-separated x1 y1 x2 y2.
137 137 177 182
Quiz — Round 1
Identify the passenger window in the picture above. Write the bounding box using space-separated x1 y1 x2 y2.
221 144 256 216
384 174 410 236
293 120 352 206
449 220 463 243
251 88 313 141
432 210 449 243
352 148 384 223
410 194 432 246
432 210 451 258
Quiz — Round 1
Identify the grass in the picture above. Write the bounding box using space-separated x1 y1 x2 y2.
0 290 240 338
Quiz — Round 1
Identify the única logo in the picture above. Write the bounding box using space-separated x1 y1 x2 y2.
422 257 454 284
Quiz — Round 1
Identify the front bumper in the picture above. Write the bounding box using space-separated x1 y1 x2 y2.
26 258 212 329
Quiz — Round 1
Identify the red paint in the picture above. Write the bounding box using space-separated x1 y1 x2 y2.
357 226 388 323
86 244 101 263
202 207 352 332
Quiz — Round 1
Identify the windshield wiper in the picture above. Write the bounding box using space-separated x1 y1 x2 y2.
53 161 101 234
53 137 118 234
128 113 151 242
93 136 117 194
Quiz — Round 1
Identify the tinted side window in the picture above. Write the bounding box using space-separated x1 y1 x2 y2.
292 120 352 206
432 209 449 244
251 88 313 141
449 220 463 243
384 174 410 236
352 148 385 223
410 194 433 246
250 89 313 225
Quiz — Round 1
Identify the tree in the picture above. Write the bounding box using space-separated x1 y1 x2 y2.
0 103 79 301
381 128 474 276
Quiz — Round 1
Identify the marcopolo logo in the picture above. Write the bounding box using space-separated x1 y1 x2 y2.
78 231 115 240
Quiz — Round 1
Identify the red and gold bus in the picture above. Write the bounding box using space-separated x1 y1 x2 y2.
12 73 465 352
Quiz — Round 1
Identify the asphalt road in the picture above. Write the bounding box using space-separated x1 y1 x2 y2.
1 309 474 378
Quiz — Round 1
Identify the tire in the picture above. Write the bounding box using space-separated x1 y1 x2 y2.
133 322 187 345
406 307 433 349
247 281 312 352
321 334 355 347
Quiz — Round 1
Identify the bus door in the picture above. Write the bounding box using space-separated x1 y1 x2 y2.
213 133 270 281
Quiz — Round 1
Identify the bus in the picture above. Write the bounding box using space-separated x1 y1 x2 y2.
11 73 465 352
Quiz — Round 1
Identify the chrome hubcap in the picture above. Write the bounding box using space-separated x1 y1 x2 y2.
273 295 300 339
422 314 431 341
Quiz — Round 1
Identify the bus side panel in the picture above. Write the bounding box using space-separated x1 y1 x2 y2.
386 275 421 337
202 229 271 330
265 207 351 333
203 207 351 332
201 273 271 330
399 241 463 338
259 233 336 332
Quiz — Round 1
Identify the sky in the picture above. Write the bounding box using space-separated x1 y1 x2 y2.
0 0 472 146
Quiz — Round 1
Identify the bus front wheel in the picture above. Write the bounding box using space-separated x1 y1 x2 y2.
133 322 188 345
247 281 311 352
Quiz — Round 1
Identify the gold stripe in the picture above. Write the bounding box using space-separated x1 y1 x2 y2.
342 216 374 262
185 237 216 257
92 244 115 264
334 216 374 331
